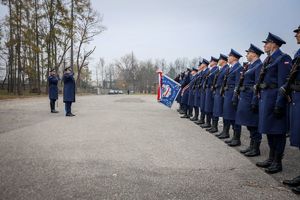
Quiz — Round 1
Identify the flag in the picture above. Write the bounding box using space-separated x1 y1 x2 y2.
158 74 181 108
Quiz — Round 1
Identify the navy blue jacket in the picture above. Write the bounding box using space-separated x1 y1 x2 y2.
213 64 229 117
63 73 76 103
223 62 243 120
258 49 292 134
48 75 59 100
236 59 262 127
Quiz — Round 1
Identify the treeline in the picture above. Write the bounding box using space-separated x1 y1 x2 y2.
95 53 199 93
0 0 105 95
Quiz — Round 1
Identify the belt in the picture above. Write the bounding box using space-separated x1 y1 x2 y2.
291 84 300 92
239 85 254 92
259 83 278 89
224 85 235 91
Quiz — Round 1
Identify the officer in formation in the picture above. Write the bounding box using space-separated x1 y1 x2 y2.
63 67 76 117
48 69 59 113
176 26 300 194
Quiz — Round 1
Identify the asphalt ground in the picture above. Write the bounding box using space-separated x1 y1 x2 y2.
0 95 299 200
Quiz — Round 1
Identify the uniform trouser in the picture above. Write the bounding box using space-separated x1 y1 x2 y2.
194 106 199 118
266 134 286 155
65 101 72 114
226 119 241 132
247 126 262 142
50 99 56 111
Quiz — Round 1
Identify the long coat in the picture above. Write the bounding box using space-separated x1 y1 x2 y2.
223 62 243 120
176 75 185 103
188 74 198 106
200 68 210 112
258 49 292 134
63 73 76 103
289 50 300 147
194 71 204 107
213 65 229 117
204 66 218 113
48 75 59 100
235 59 262 127
180 74 191 105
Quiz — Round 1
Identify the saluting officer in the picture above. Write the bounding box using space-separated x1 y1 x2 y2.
63 67 76 117
235 44 263 157
281 25 300 194
201 57 219 129
255 33 292 174
198 59 210 125
223 49 243 147
48 69 59 113
213 54 229 135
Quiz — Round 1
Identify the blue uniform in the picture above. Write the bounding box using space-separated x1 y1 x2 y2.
288 49 300 147
236 59 262 127
213 65 229 117
194 70 204 107
48 75 59 100
258 49 292 135
180 74 191 105
204 66 219 113
223 62 243 120
63 73 76 103
188 74 198 106
200 68 210 112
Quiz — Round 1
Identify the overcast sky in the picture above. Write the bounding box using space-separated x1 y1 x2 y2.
1 0 300 69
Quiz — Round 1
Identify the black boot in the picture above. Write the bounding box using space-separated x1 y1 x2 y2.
195 117 205 125
256 148 275 168
190 116 198 121
180 114 189 118
240 139 254 154
209 120 218 133
245 141 261 157
283 176 300 187
200 117 211 128
228 130 241 147
265 152 283 174
218 124 230 139
215 124 225 137
292 186 300 195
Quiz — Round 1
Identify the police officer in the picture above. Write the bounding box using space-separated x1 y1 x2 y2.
201 57 219 129
180 68 192 118
194 61 206 124
48 69 59 113
223 49 243 147
234 44 263 157
255 33 292 174
63 67 76 117
281 26 300 193
198 59 210 126
188 67 200 121
212 54 229 134
176 72 185 113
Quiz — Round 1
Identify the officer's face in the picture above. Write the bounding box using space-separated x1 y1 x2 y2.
246 52 256 62
296 31 300 44
228 55 235 64
263 42 272 53
50 70 56 75
209 61 216 67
